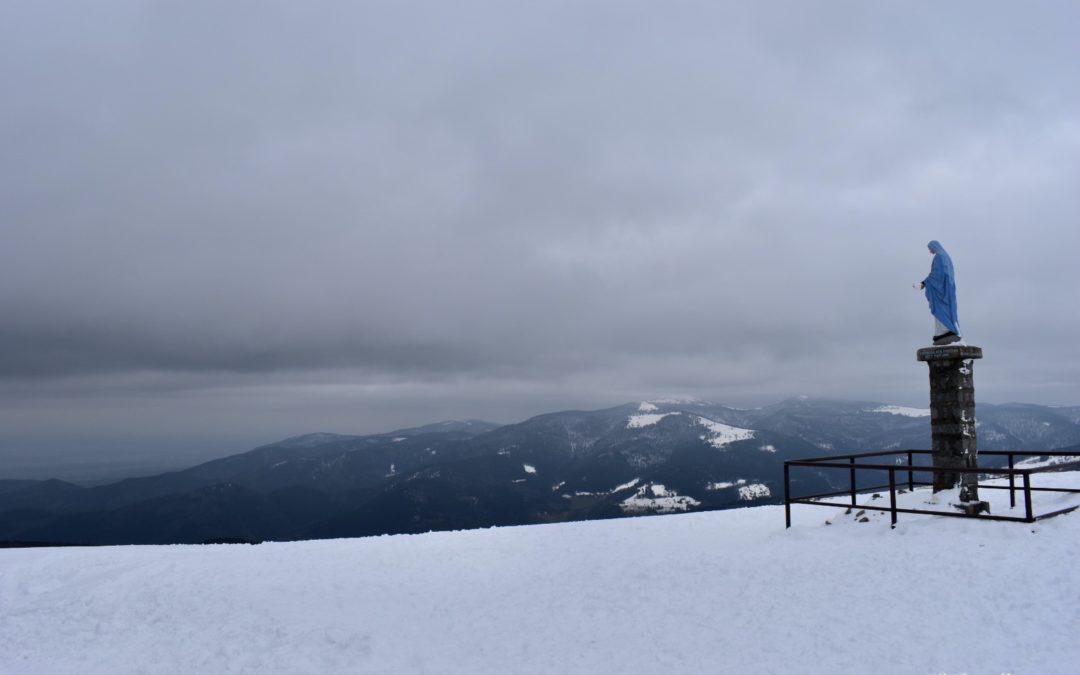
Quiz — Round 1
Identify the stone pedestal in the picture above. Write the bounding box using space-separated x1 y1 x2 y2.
916 345 987 511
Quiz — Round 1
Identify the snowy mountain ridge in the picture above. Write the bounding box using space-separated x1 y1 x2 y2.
3 397 1080 546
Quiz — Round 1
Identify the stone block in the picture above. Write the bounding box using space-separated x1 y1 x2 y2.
918 345 984 498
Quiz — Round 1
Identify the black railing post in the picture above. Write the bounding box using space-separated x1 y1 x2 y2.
907 450 914 491
889 467 897 528
1008 453 1016 509
784 462 791 529
849 457 857 507
1023 471 1034 522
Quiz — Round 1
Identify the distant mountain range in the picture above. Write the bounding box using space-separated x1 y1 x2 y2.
2 398 1079 546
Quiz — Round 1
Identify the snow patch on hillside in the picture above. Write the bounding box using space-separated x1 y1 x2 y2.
522 464 537 475
866 405 930 418
738 483 771 501
566 478 642 498
696 417 755 448
627 412 680 428
637 402 659 412
1017 454 1080 469
708 479 749 491
759 444 777 453
620 483 701 514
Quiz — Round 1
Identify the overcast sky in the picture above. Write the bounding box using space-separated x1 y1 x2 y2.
3 1 1079 475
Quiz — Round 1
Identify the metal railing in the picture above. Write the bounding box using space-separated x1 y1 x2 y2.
784 450 1080 528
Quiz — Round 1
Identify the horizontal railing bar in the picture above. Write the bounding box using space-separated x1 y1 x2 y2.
790 450 930 463
787 488 856 501
788 460 1080 477
789 449 1080 464
787 499 1034 523
1034 505 1080 521
790 483 1076 499
786 460 1080 477
830 449 926 458
787 461 1037 475
786 461 926 470
787 483 924 502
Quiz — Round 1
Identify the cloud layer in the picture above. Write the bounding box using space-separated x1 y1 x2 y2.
3 2 1079 466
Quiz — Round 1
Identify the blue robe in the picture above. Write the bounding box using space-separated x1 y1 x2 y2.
924 240 960 335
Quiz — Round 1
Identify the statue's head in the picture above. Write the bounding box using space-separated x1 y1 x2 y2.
927 240 945 255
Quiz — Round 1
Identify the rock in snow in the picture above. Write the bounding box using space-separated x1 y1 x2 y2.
1 473 1078 674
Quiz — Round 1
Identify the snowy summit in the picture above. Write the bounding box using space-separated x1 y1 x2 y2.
4 472 1076 673
626 412 680 428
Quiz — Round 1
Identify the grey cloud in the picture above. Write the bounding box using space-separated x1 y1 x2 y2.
2 2 1080 469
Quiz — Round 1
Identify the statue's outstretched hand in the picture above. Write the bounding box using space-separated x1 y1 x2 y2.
912 281 924 290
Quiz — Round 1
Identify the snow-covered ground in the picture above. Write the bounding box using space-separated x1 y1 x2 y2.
2 473 1078 674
